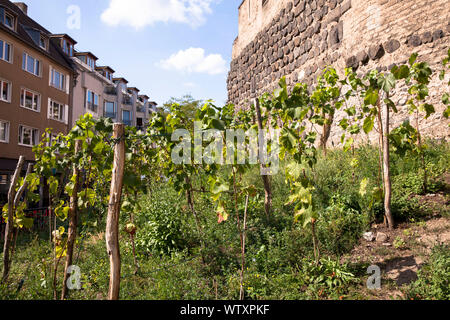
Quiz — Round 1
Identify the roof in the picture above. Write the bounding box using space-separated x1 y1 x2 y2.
149 101 158 106
139 94 149 100
128 87 140 93
0 0 75 72
49 33 77 45
74 51 98 61
96 66 115 73
113 77 128 84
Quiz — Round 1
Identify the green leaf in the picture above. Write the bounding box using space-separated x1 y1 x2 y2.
393 65 410 79
363 117 375 134
210 119 225 130
384 98 398 113
378 73 396 93
421 104 435 119
364 89 379 106
359 178 369 196
343 138 354 153
409 53 418 66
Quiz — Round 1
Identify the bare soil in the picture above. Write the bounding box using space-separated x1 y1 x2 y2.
342 188 449 300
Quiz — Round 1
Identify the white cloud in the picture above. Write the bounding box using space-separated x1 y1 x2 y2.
159 48 227 75
101 0 216 29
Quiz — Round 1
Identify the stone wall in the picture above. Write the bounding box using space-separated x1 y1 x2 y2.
227 0 450 143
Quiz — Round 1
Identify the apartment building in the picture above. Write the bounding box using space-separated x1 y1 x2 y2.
70 50 117 127
0 1 75 195
113 78 152 129
0 0 158 200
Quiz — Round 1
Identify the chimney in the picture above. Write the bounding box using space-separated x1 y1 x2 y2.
13 2 28 15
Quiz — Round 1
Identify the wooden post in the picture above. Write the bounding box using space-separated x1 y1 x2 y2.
239 195 249 301
2 156 25 283
253 98 272 219
382 99 394 229
106 123 125 300
61 140 82 299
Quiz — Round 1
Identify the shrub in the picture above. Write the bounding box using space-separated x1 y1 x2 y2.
135 189 191 255
405 244 450 300
318 194 370 256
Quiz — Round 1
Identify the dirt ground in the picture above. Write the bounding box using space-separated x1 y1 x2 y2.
341 189 449 300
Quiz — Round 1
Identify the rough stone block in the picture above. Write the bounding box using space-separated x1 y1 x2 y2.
407 35 422 47
385 39 400 53
356 50 369 65
345 55 358 69
432 29 444 41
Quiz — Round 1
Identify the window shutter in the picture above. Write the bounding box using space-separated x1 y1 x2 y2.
0 8 4 25
49 66 52 86
47 98 52 119
65 75 69 94
64 105 69 125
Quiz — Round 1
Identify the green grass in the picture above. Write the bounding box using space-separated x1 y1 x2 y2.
1 141 448 300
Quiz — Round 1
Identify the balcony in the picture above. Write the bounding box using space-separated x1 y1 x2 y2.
105 112 116 119
122 97 133 105
136 106 145 113
123 120 132 126
87 102 99 113
104 86 117 95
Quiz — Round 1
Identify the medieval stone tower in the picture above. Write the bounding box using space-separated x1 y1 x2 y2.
227 0 450 143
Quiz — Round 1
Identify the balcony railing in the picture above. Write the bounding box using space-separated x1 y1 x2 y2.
136 106 145 113
105 111 116 119
122 97 133 105
104 86 117 95
123 120 132 126
87 102 98 113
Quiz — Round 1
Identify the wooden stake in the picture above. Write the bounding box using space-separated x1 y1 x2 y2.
253 98 273 219
106 123 125 300
381 99 394 229
61 140 82 299
2 156 25 283
239 195 249 301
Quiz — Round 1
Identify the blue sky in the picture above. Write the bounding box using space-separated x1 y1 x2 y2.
23 0 240 106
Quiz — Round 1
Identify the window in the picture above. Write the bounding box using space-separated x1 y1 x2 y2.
0 39 12 63
262 0 268 6
87 57 95 69
0 174 8 185
18 125 39 147
50 68 66 91
22 53 41 76
48 99 65 122
39 35 47 50
104 101 116 118
63 39 73 57
122 110 132 126
0 120 9 143
86 90 99 112
4 12 14 30
121 83 127 94
20 88 40 111
62 39 73 56
0 79 11 102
